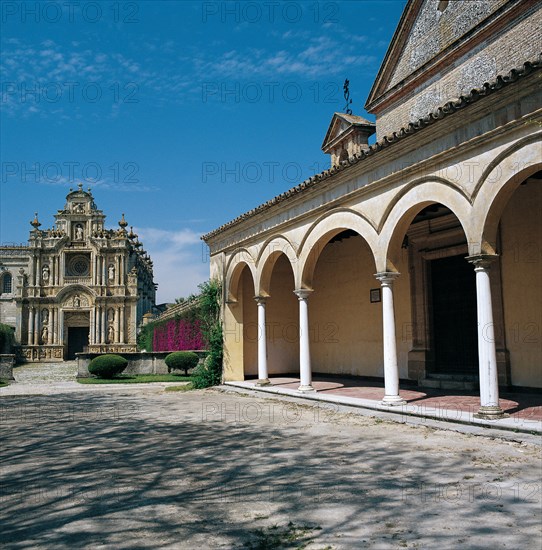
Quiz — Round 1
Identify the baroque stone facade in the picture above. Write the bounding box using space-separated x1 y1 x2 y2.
0 184 156 361
203 0 542 419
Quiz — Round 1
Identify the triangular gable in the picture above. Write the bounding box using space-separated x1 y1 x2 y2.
365 0 510 113
321 113 374 152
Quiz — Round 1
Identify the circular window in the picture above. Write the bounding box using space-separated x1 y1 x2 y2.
67 255 90 276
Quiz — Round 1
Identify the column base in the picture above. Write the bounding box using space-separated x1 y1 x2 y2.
474 406 508 420
298 384 316 393
255 378 270 386
380 395 407 406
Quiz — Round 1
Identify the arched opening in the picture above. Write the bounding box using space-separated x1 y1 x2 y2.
389 202 477 386
488 169 541 388
307 229 387 377
224 262 257 380
265 253 298 375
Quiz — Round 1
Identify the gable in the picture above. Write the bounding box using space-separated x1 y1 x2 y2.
366 0 512 113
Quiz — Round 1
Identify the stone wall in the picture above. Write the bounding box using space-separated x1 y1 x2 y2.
376 4 541 138
76 351 207 378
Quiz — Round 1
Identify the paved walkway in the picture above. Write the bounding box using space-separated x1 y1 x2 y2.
225 375 542 435
1 388 541 549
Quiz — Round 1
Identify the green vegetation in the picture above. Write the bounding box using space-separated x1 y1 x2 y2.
164 383 194 392
78 373 192 384
0 378 9 388
243 522 323 549
0 323 15 354
191 279 223 389
87 354 128 378
165 351 200 375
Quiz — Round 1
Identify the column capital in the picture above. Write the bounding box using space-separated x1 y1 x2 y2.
466 254 499 270
294 288 313 300
254 295 268 305
374 271 400 285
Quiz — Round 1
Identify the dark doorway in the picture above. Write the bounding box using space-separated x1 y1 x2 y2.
430 255 478 374
67 327 89 359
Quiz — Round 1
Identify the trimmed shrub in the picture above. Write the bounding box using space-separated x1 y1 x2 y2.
165 351 199 376
88 354 128 378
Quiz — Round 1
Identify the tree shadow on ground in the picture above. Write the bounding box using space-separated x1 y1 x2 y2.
0 390 539 549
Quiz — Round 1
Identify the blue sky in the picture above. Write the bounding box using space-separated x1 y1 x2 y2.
0 0 407 303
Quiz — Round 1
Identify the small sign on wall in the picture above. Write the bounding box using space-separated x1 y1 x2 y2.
370 288 381 303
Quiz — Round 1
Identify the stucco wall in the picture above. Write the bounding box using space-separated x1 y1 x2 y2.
500 181 542 388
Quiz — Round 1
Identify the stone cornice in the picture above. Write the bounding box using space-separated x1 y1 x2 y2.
202 59 541 248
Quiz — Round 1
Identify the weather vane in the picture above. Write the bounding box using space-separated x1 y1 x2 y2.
343 78 353 115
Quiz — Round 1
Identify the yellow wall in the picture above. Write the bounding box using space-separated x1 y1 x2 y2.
267 254 299 374
309 235 411 377
500 181 542 388
241 266 258 376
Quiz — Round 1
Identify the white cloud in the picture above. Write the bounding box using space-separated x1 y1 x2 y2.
134 227 209 304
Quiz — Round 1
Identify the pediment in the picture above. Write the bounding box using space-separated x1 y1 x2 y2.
365 0 509 113
321 113 375 152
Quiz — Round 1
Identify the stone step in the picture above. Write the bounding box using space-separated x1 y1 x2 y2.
420 378 478 391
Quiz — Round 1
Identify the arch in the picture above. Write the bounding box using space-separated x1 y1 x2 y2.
55 284 96 302
471 136 542 254
298 208 379 288
225 248 257 301
256 235 298 296
1 272 13 294
379 180 473 272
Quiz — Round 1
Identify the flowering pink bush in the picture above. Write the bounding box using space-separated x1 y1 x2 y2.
153 318 204 351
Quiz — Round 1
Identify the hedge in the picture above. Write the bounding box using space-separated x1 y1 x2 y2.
88 354 128 378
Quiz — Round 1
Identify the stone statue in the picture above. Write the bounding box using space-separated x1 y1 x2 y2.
41 324 48 343
108 324 114 343
108 264 115 282
42 265 49 283
75 225 84 240
73 295 81 308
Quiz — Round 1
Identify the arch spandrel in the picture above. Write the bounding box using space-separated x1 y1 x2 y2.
225 249 257 302
378 181 473 272
256 235 298 295
298 208 379 289
470 137 542 255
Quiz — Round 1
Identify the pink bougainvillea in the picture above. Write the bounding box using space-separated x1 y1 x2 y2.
153 318 204 351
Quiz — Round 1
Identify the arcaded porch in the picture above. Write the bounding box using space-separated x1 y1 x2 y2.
224 375 542 434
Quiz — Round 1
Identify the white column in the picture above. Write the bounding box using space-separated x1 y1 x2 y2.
375 272 406 406
294 289 315 392
254 296 270 385
102 257 107 287
114 307 119 343
467 255 505 419
59 310 64 348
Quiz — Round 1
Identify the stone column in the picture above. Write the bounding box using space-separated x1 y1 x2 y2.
375 272 406 406
100 306 106 344
28 307 34 345
114 307 119 343
119 306 125 343
466 255 506 419
294 289 315 392
33 308 39 345
47 311 53 344
52 308 57 344
36 256 41 287
59 310 64 347
254 296 270 386
102 258 107 288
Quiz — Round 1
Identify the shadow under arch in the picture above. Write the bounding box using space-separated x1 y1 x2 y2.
298 208 379 288
55 284 96 303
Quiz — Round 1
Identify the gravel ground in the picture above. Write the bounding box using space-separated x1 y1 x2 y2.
1 382 541 549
